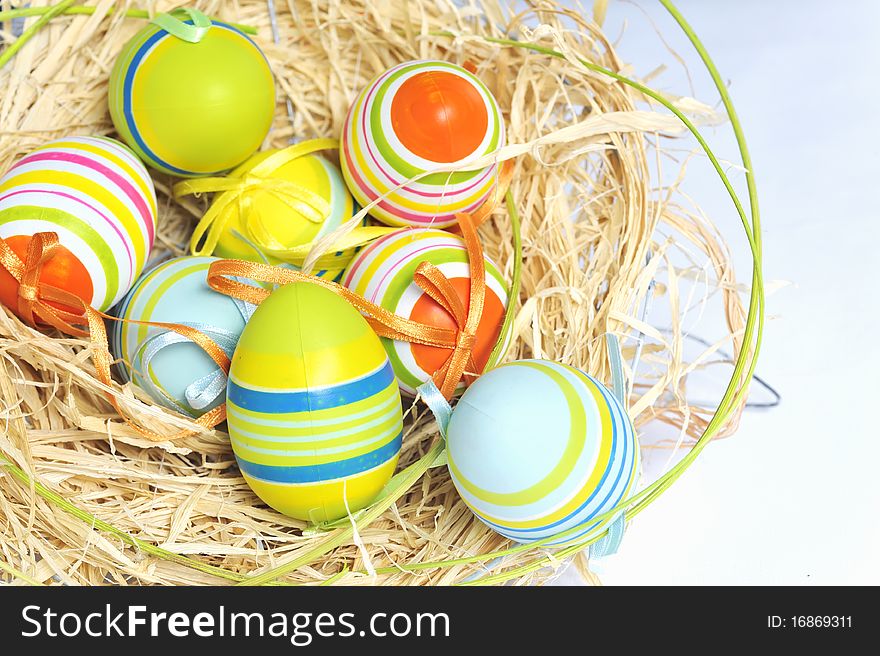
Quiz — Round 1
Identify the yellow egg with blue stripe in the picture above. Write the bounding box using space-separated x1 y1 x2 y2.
227 282 403 522
447 359 640 545
108 11 275 177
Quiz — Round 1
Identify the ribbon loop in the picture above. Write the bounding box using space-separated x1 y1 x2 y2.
150 8 212 43
176 138 385 262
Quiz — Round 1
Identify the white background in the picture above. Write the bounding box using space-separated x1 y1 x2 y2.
553 0 880 585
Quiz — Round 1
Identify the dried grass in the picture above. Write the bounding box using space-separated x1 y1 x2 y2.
0 0 746 585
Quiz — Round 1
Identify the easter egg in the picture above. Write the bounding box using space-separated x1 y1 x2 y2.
447 360 640 545
108 15 275 177
0 136 157 316
227 282 404 522
340 60 506 228
342 228 510 395
111 256 252 417
208 150 360 281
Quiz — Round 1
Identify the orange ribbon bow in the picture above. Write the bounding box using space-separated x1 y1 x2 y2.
208 160 514 399
0 233 230 441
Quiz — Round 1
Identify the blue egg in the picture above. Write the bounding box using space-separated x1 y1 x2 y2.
447 359 640 544
111 255 251 416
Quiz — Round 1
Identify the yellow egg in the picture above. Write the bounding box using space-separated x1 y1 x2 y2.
227 282 403 522
210 150 358 280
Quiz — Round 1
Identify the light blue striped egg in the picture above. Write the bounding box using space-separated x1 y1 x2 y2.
447 359 640 545
111 255 252 417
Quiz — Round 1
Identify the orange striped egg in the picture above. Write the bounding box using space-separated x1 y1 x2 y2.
342 228 510 395
340 60 505 228
0 137 157 318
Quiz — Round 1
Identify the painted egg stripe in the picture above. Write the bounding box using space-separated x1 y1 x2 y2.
446 359 639 543
342 229 436 292
0 165 144 267
0 216 107 309
369 240 467 304
239 458 398 500
23 144 156 246
343 228 508 394
492 365 629 528
3 137 156 267
112 256 247 416
1 166 148 270
369 62 502 180
357 62 491 185
122 27 193 175
229 405 402 450
234 432 402 484
0 184 136 288
228 360 395 413
344 127 489 215
230 420 402 464
343 117 500 216
340 59 505 228
230 420 401 461
226 384 399 430
541 515 617 546
123 258 213 356
31 137 157 230
7 144 155 238
87 136 158 211
232 329 386 391
226 376 399 426
459 362 623 530
314 156 355 239
227 391 400 438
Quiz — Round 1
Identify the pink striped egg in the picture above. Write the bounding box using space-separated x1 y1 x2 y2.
0 136 157 315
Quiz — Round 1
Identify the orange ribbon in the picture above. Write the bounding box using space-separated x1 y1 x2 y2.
0 233 230 441
207 159 514 400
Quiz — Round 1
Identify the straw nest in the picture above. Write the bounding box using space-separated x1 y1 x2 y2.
0 0 746 585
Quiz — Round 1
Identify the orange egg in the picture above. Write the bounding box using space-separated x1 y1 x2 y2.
0 234 94 320
410 276 505 380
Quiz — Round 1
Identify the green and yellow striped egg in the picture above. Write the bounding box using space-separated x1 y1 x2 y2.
111 256 251 417
227 282 403 522
0 136 156 316
447 360 640 545
209 150 360 282
340 60 505 228
108 18 274 177
342 228 510 395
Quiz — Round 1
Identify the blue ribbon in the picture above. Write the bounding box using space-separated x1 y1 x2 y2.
132 299 254 416
606 333 627 409
588 512 626 559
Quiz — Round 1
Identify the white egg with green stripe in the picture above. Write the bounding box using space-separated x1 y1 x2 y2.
447 359 640 545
